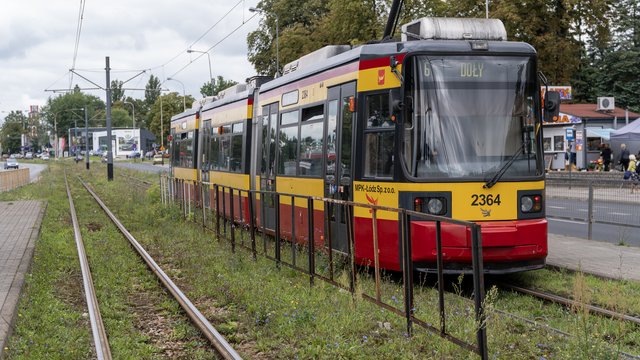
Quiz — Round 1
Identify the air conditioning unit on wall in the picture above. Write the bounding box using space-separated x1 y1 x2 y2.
597 97 615 111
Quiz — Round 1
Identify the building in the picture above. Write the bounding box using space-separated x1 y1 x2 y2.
68 127 156 158
543 104 640 170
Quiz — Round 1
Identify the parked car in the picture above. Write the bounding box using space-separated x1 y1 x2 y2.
152 154 164 165
126 151 141 159
41 154 50 161
4 157 19 170
25 152 33 160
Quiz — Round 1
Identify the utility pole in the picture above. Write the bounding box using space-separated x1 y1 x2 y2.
106 56 114 181
85 107 89 170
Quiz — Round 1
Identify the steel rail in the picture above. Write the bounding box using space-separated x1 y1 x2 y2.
500 283 640 326
77 177 242 360
64 172 112 360
120 173 153 186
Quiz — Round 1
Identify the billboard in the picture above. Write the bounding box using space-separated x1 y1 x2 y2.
540 86 572 101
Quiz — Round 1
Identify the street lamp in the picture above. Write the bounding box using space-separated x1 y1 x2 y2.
167 77 186 111
123 100 135 128
187 49 213 95
249 7 279 76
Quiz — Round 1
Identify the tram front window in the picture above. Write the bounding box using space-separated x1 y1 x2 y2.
403 55 542 180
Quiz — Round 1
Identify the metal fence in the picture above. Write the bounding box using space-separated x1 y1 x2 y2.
159 175 489 359
546 176 640 239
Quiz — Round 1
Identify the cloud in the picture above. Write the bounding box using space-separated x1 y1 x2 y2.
0 0 260 114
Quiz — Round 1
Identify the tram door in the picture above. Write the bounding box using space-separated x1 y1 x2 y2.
201 120 211 208
260 103 279 231
324 82 356 252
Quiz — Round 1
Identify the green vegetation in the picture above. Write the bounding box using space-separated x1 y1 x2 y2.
248 0 640 112
2 162 639 359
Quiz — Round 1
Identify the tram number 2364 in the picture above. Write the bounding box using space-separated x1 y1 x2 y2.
470 194 501 206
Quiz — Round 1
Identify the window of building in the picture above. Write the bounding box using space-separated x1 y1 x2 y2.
543 137 552 152
553 135 564 151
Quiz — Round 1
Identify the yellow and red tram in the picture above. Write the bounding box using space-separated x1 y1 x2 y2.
171 17 547 273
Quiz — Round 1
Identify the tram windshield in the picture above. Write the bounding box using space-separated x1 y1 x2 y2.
403 55 542 180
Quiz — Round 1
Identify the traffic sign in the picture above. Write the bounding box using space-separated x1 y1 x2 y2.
565 128 575 141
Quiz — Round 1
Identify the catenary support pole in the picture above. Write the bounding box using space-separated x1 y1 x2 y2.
105 56 113 180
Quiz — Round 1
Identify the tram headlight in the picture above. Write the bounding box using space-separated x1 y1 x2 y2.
520 195 542 213
426 197 445 215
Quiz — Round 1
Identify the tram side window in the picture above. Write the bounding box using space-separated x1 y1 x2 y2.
210 128 220 170
173 131 195 168
278 110 299 176
364 94 395 178
229 123 244 173
299 105 324 177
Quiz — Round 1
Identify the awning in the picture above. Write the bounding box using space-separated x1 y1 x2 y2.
586 128 615 140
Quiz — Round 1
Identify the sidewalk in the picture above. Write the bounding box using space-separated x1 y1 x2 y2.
547 233 640 282
0 201 46 355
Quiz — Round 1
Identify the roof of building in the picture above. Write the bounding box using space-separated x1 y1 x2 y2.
560 103 640 119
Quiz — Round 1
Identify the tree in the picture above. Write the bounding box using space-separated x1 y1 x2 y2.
93 107 132 128
144 75 161 109
0 111 27 154
200 76 239 97
41 91 105 139
111 80 125 103
247 0 331 76
148 93 188 144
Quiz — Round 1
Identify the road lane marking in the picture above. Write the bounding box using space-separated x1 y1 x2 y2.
547 218 586 224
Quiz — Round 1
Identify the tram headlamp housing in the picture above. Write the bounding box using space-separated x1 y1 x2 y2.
426 197 446 215
520 195 542 213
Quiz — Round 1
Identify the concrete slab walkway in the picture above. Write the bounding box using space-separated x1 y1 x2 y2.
0 201 45 355
547 233 640 282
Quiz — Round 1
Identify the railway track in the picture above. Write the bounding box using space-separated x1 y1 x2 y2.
498 282 640 326
64 171 112 360
66 173 242 359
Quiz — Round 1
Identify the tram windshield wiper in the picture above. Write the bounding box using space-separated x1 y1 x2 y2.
483 143 525 189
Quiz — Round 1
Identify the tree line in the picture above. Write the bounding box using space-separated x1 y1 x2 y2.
247 0 640 112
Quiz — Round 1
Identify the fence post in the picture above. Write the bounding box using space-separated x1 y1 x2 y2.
230 188 236 253
307 197 315 286
248 190 257 260
222 186 227 235
372 208 381 302
346 204 356 294
201 182 207 228
275 193 281 268
291 196 297 266
401 210 414 336
215 185 221 237
587 181 594 240
471 224 488 360
436 221 446 335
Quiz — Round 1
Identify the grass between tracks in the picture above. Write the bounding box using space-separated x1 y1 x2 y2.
2 161 639 359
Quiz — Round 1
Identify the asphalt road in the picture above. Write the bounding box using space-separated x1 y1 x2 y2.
113 161 170 174
0 162 48 183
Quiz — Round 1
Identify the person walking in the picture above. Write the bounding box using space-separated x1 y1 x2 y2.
600 143 612 171
619 143 630 171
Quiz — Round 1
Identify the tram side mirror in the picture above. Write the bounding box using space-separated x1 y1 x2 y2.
544 91 560 123
389 88 404 118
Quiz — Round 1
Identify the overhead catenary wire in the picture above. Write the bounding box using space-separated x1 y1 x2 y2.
69 0 88 90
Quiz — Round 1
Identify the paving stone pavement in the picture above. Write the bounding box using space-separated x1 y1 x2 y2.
0 201 45 355
547 233 640 281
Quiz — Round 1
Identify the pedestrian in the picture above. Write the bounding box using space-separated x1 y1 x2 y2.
600 143 612 171
627 154 639 193
619 143 630 171
569 141 577 170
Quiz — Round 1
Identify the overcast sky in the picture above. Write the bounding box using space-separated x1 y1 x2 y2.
0 0 262 122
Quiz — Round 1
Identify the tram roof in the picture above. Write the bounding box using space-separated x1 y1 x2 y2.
201 88 254 112
259 40 536 93
170 105 199 123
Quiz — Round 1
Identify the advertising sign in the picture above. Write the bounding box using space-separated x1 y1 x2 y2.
541 86 572 100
